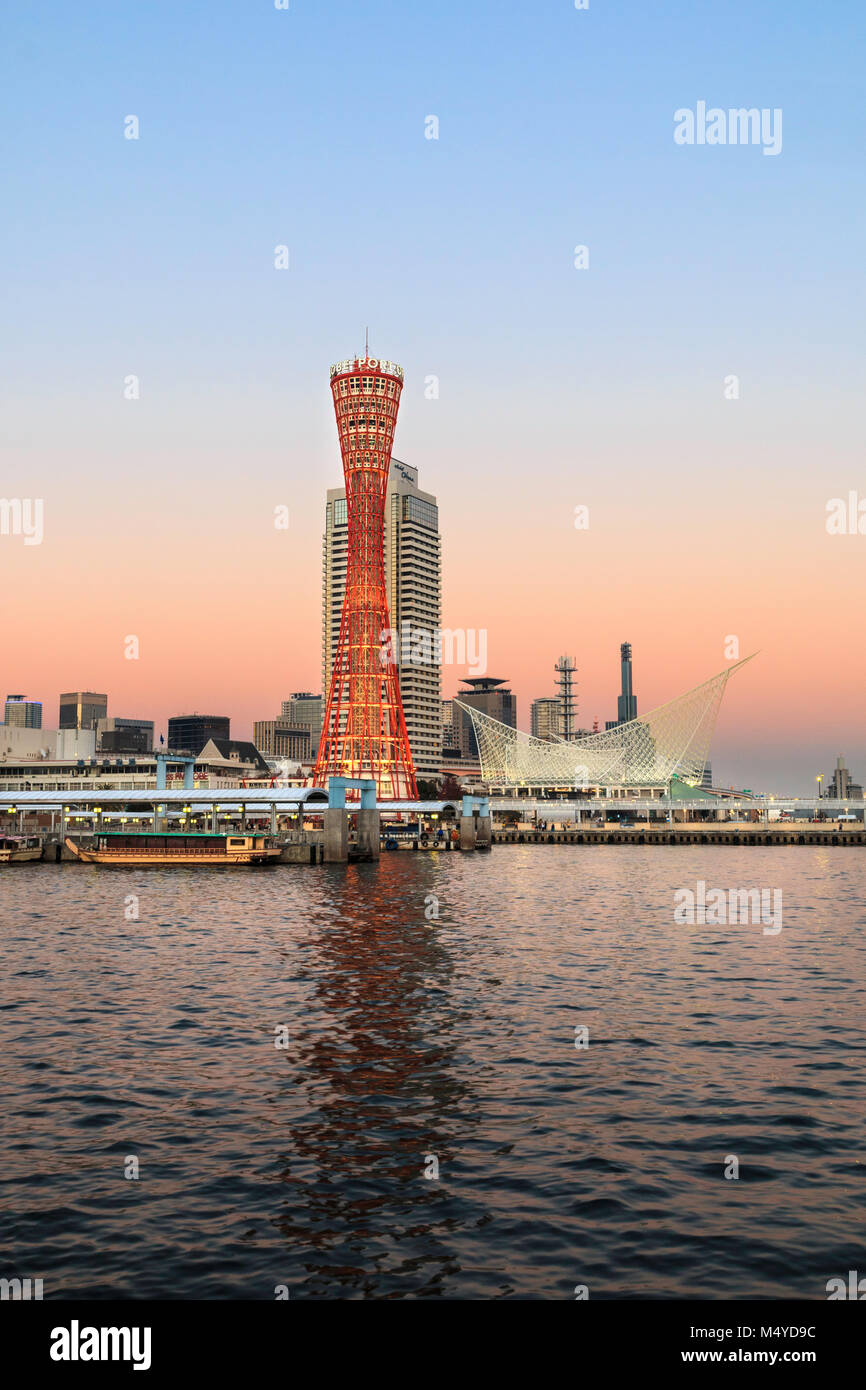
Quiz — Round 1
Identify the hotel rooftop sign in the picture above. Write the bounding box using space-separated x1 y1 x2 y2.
330 356 404 380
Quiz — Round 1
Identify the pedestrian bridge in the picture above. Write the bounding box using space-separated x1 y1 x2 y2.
0 786 466 834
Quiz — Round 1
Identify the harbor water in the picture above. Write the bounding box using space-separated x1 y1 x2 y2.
1 847 864 1299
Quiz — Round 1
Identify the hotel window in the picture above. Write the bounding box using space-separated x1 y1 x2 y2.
402 496 438 531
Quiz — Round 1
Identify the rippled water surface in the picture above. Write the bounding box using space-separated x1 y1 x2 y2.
2 848 865 1299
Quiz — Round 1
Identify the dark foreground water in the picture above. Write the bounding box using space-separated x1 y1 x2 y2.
1 847 865 1300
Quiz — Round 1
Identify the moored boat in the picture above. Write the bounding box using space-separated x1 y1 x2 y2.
64 831 281 865
0 834 43 863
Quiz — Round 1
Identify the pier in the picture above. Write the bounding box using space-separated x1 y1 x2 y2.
0 785 492 863
2 787 863 863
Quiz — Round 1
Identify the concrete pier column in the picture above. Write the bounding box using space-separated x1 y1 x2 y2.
323 807 348 862
459 815 477 851
357 809 380 860
475 815 492 850
210 808 218 833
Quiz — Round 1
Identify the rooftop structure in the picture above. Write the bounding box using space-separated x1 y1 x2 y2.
456 655 755 789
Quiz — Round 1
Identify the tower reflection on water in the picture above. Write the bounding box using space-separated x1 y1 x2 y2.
268 859 475 1295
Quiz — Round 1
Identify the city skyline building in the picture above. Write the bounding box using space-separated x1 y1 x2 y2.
554 656 577 740
531 696 562 742
4 695 42 728
59 691 107 731
824 754 863 801
605 642 638 730
457 677 517 759
441 699 461 756
315 351 419 798
280 693 324 761
321 456 441 777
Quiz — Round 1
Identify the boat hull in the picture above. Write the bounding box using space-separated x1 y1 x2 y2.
64 838 280 866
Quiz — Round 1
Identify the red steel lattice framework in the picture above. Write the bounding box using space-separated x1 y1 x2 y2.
313 352 417 799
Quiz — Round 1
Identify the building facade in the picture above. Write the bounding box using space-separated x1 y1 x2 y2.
4 696 42 728
322 455 442 777
167 714 231 757
98 727 150 755
96 717 154 753
59 692 108 731
253 719 312 763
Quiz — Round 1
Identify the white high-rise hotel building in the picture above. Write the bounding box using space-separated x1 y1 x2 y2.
322 458 442 776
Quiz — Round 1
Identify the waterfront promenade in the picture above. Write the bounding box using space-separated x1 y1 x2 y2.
493 824 866 848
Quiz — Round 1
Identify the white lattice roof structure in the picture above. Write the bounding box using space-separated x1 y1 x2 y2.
455 655 755 788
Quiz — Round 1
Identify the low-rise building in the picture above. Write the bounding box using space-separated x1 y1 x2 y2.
0 743 268 794
0 725 96 762
96 717 155 753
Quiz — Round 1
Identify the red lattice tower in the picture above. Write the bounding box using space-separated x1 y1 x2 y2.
314 352 417 800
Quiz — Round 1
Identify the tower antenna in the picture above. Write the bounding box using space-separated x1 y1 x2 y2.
365 325 369 357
